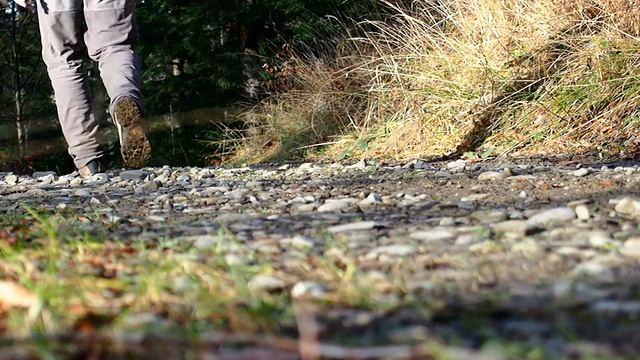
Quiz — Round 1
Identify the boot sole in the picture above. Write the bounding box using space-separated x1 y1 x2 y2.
114 98 151 169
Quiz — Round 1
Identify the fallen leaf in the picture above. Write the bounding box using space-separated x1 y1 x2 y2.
599 180 614 187
0 281 36 312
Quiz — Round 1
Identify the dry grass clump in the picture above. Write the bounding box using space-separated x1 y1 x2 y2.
234 0 640 162
230 42 372 162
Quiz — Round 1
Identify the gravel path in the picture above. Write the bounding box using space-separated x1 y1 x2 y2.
3 155 640 358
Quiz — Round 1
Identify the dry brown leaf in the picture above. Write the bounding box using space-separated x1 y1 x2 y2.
0 281 36 312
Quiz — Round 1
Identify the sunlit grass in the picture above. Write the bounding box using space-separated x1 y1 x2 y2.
0 206 391 343
233 0 640 162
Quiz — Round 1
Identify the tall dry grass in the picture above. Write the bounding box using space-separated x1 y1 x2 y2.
233 0 640 162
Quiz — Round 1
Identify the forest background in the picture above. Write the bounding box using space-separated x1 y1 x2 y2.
2 0 640 172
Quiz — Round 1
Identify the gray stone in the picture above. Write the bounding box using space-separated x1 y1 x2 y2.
503 320 550 337
471 209 507 223
120 170 149 181
74 189 91 197
214 213 255 224
87 173 110 185
592 301 640 316
433 171 451 179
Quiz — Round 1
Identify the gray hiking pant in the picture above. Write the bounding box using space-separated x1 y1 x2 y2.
36 0 142 169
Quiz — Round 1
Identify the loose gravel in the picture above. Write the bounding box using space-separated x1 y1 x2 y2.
3 155 640 357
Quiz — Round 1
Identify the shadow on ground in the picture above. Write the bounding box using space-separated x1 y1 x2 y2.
0 108 244 175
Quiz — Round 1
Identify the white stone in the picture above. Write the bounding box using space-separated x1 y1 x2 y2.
224 254 249 267
477 171 507 181
571 261 611 278
620 237 640 258
460 193 490 202
291 281 326 298
192 235 224 249
280 235 317 249
317 200 350 212
492 220 533 237
526 207 575 225
588 231 614 249
5 174 18 185
327 221 379 233
575 205 590 221
368 244 416 257
572 168 590 177
410 228 455 242
248 274 286 291
615 197 640 217
447 160 466 171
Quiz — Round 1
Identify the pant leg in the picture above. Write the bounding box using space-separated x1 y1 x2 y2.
37 0 103 169
83 0 142 115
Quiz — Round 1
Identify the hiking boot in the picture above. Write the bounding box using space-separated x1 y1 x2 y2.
77 159 104 178
112 96 151 169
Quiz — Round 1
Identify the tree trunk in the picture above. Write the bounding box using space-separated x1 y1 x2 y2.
10 1 27 155
14 90 26 155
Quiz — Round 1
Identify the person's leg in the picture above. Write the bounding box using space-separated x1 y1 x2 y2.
37 0 103 170
83 0 142 112
84 0 150 168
